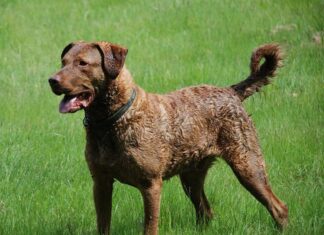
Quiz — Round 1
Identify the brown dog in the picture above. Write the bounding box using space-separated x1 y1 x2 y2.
49 41 288 235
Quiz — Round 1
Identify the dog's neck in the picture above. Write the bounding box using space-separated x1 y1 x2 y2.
84 67 135 123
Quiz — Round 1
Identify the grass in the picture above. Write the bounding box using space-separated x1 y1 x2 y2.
0 0 323 234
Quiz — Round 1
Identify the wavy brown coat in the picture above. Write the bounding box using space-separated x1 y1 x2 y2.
49 42 288 235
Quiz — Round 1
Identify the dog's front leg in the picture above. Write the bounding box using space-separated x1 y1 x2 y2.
93 176 114 235
140 178 163 235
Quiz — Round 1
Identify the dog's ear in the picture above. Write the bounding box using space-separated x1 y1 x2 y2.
94 42 128 79
61 41 86 59
61 42 75 59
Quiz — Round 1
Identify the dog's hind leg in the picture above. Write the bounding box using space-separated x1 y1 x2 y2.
180 165 213 224
224 149 288 228
220 117 288 228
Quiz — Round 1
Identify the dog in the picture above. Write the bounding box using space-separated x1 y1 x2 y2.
49 41 288 235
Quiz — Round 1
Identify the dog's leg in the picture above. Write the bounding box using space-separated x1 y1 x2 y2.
93 176 114 235
140 178 162 235
86 143 114 234
221 120 288 228
225 152 288 228
180 169 213 224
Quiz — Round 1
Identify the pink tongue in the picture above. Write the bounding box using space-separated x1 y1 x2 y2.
59 96 78 113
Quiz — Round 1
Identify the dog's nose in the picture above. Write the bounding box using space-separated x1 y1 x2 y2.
48 77 59 86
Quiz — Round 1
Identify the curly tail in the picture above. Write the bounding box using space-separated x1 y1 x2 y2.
231 44 284 101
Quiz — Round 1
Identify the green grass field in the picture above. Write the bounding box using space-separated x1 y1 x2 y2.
0 0 323 234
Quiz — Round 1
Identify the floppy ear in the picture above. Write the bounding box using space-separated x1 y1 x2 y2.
94 42 128 79
61 42 75 59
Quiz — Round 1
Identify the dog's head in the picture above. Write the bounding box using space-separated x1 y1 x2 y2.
49 41 128 113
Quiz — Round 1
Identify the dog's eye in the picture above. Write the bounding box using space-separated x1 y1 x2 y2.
79 60 88 66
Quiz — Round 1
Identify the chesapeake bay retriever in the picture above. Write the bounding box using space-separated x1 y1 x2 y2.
48 41 288 235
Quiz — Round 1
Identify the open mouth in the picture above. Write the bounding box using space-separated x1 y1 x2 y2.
59 92 93 113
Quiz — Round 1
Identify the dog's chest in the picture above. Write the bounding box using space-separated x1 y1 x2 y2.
88 136 147 186
96 138 120 166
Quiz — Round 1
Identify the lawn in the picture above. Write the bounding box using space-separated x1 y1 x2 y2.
0 0 323 234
